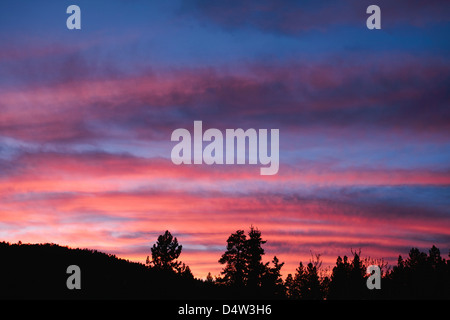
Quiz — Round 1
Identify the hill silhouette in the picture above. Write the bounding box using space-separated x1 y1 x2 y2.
0 241 216 300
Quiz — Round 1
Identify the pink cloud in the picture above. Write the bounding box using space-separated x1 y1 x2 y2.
1 154 448 279
1 54 449 143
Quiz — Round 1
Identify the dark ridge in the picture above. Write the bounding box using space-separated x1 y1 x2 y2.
0 242 216 300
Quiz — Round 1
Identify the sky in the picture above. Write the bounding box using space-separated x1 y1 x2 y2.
0 0 449 279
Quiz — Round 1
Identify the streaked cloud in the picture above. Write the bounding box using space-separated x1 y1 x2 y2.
0 0 449 278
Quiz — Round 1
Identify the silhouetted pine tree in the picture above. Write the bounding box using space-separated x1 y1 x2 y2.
261 256 285 297
291 262 306 299
385 246 450 299
348 250 366 298
148 230 182 272
327 255 351 299
206 272 214 283
218 229 247 286
218 226 286 298
302 262 323 300
284 273 295 299
245 226 267 288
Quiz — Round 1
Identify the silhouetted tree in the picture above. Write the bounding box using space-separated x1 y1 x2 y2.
246 226 267 288
177 262 194 279
218 226 284 296
348 249 366 298
218 229 247 286
149 230 182 272
320 273 331 298
206 272 214 283
218 227 270 287
386 246 450 299
292 262 306 299
302 262 324 300
261 256 285 297
284 273 295 299
327 250 366 299
286 254 325 300
327 255 351 299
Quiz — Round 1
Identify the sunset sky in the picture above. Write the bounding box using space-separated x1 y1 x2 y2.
1 0 449 279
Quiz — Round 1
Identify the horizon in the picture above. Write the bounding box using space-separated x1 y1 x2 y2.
2 238 443 281
0 0 449 280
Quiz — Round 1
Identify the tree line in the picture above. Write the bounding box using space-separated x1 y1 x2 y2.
149 227 450 299
0 227 448 299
